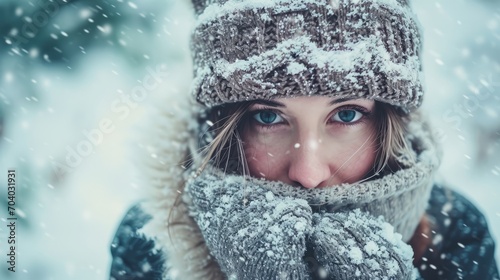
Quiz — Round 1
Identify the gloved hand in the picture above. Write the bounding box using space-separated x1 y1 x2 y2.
307 209 417 280
185 174 313 280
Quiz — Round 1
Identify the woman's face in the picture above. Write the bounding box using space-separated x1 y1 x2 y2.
240 96 378 188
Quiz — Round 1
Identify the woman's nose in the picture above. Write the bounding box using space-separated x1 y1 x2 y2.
287 139 332 189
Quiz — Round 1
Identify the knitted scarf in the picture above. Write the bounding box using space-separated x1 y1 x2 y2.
140 96 441 280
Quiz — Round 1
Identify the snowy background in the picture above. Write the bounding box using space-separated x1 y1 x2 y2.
0 0 498 279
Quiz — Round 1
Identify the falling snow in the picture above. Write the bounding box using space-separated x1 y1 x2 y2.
0 0 499 279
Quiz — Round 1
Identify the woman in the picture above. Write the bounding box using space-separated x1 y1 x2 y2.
109 0 499 279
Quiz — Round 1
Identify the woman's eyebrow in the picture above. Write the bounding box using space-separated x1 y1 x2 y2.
253 99 286 107
329 97 360 105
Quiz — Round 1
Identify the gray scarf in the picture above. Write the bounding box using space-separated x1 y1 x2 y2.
189 119 440 242
179 119 439 280
140 97 440 280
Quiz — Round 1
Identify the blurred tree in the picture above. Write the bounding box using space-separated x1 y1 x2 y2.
0 0 173 238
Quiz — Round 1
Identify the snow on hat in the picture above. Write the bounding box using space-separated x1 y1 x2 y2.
189 0 424 111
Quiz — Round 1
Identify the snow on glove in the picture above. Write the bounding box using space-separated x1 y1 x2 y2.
308 209 418 280
185 174 313 280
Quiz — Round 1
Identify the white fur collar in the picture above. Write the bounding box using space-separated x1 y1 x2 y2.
139 95 224 280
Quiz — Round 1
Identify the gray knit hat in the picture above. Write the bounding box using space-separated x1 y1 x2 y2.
190 0 424 111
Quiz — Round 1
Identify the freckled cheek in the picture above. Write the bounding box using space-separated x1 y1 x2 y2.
323 127 377 182
333 140 377 183
243 136 291 179
350 143 377 172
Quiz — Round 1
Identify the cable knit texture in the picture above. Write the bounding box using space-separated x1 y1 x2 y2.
191 118 440 242
185 175 313 280
309 210 418 279
190 0 424 111
185 172 420 279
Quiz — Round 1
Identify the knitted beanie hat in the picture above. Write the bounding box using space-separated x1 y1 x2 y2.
190 0 424 111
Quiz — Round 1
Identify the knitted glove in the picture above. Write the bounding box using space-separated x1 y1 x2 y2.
308 209 417 280
185 174 313 280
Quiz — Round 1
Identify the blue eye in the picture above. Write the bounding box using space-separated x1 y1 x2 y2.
252 110 283 125
332 109 363 123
